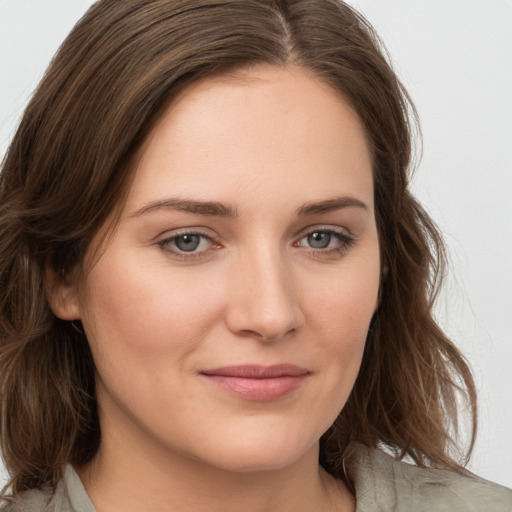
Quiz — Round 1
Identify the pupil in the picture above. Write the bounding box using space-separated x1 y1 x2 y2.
308 232 331 249
175 235 200 252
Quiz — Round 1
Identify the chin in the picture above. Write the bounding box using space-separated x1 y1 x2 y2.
203 449 313 474
183 426 321 474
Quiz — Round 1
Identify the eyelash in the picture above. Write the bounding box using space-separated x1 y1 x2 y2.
157 230 219 261
157 227 355 260
294 229 355 257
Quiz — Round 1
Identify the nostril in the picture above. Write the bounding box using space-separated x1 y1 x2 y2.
233 322 300 343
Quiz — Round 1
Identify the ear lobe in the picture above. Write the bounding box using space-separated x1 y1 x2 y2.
44 266 81 320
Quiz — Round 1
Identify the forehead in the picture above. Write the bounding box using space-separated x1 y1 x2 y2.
126 64 374 214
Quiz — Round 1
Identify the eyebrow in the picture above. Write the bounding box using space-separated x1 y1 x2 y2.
130 195 368 218
131 198 239 218
297 196 368 216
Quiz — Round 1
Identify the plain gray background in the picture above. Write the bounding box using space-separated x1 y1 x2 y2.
1 0 511 489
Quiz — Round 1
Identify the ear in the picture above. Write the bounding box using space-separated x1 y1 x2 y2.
44 265 81 320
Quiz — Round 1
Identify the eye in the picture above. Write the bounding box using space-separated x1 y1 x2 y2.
158 232 215 257
294 228 355 255
306 231 333 249
174 234 202 252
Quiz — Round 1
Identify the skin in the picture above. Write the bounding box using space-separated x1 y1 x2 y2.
49 64 380 512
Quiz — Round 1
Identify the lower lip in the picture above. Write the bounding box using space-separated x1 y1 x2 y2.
201 375 308 401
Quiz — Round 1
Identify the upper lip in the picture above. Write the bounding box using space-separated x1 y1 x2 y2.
200 364 309 378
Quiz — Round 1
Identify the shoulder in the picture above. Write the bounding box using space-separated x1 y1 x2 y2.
1 489 51 512
346 444 512 512
1 465 94 512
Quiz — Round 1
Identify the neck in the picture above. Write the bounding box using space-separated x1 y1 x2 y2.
77 425 354 512
76 389 355 512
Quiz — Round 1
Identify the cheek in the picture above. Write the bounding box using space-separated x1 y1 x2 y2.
299 254 379 383
304 261 379 338
294 272 377 437
78 252 226 364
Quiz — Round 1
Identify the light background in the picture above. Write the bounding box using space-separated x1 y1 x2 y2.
1 0 511 489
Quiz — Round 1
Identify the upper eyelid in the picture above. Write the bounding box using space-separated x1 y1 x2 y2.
156 225 353 241
295 229 354 245
155 223 355 245
156 227 217 242
157 229 216 246
293 224 353 239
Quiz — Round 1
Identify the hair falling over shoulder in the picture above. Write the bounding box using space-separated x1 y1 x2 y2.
0 0 477 497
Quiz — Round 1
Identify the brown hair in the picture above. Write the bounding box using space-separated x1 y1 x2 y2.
0 0 476 496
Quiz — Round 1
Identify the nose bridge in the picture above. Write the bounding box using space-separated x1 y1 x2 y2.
226 240 303 341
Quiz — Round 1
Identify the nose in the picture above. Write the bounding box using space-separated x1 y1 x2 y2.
225 248 305 342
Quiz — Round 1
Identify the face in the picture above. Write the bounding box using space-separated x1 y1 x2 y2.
53 64 380 473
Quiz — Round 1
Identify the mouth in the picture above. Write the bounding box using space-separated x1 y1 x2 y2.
199 364 310 401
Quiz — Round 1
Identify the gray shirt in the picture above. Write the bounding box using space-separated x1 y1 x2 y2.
4 444 512 511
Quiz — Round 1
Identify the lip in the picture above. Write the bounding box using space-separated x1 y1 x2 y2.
199 364 310 401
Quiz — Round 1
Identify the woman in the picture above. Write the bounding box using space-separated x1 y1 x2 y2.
0 0 510 510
